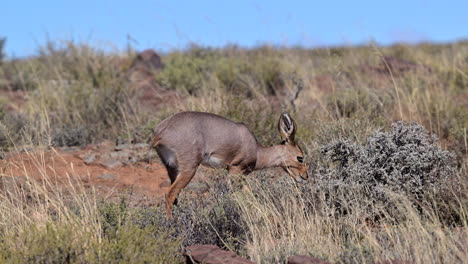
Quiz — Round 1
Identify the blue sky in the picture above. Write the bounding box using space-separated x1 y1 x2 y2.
2 0 467 57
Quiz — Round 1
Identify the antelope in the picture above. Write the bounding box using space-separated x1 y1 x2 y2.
151 111 308 218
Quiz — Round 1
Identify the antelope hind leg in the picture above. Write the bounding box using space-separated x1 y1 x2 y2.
165 167 198 219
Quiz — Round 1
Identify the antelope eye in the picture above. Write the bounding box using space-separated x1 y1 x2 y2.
297 156 304 163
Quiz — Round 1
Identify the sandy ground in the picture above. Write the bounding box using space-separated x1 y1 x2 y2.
0 142 181 205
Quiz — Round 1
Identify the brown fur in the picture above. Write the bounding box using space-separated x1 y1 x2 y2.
152 111 308 218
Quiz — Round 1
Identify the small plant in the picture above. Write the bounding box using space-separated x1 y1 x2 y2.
0 38 5 63
314 121 458 221
160 172 246 251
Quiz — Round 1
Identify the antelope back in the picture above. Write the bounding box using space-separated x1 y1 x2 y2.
153 112 258 169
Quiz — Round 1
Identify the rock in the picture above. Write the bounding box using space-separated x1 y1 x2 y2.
133 143 149 149
99 159 123 169
375 260 413 264
82 153 96 165
127 156 138 164
132 150 155 163
159 180 171 188
58 146 81 153
288 255 334 264
186 182 210 194
109 151 131 160
130 49 163 72
115 144 133 151
185 244 254 264
98 140 115 149
97 173 117 180
127 50 180 111
129 49 164 84
115 136 126 146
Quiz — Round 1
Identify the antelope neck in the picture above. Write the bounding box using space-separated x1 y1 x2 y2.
254 144 286 170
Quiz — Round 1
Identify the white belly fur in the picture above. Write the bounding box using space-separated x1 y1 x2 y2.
201 154 226 169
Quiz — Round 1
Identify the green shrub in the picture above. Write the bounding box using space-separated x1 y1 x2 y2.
311 121 459 222
319 122 456 199
132 172 247 252
94 225 183 264
157 51 217 95
0 223 182 264
0 38 5 63
0 223 89 263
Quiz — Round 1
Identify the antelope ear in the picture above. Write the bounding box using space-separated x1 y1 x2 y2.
278 112 296 144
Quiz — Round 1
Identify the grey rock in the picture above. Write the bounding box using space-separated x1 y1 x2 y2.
375 260 413 264
109 151 131 160
97 173 117 180
288 255 334 264
133 143 149 149
58 146 80 153
130 152 151 163
128 156 138 164
185 244 254 264
115 144 132 151
82 153 96 165
100 159 123 169
186 182 210 194
130 49 164 73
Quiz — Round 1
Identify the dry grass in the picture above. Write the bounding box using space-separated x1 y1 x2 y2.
234 171 466 264
0 149 183 263
0 40 466 263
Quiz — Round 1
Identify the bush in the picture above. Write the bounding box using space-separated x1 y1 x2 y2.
133 172 247 252
96 173 246 254
0 224 89 264
95 225 183 264
0 38 5 63
313 121 457 220
157 49 217 95
0 111 27 150
320 122 456 197
51 125 95 147
0 223 182 264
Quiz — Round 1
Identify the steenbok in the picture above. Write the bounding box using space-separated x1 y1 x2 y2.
151 111 308 218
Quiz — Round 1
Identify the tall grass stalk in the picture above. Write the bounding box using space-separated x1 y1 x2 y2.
235 178 467 264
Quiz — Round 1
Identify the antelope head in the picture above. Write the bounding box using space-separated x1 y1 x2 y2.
277 112 309 183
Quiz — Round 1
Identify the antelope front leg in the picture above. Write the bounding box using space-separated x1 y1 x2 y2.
165 168 198 219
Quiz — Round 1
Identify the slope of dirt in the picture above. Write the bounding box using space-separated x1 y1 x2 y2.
0 141 178 205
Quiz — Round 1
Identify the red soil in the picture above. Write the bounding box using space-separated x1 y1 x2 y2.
0 144 172 204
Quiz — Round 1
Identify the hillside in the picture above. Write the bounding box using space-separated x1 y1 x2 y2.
0 40 466 263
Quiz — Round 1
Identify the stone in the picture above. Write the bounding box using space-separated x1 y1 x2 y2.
115 144 132 151
185 244 254 264
287 255 334 264
129 49 164 84
97 173 116 180
58 146 80 153
375 260 413 264
109 151 131 160
133 143 149 149
130 49 163 72
159 180 171 188
127 156 138 164
82 153 96 165
99 159 123 169
186 182 210 194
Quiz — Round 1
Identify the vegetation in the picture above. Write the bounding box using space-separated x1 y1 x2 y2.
0 40 466 263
